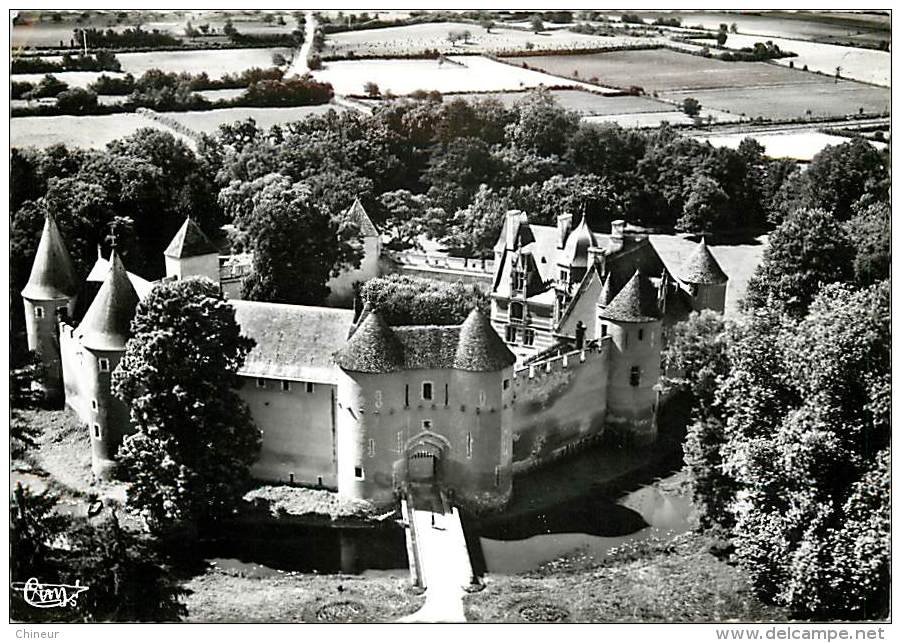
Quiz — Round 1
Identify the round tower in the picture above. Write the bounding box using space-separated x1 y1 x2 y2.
75 251 140 478
21 214 78 400
599 270 662 444
679 237 728 313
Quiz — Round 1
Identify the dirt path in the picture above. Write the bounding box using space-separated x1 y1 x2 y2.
286 10 317 77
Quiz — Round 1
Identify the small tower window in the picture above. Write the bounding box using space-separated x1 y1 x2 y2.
368 438 375 458
93 424 101 439
444 383 449 406
256 378 266 389
478 390 487 407
638 328 644 341
503 379 510 390
91 399 98 411
98 358 110 373
306 382 315 394
421 381 433 401
281 380 291 392
396 431 403 454
601 324 608 337
466 432 473 458
354 466 364 480
34 306 45 319
422 419 432 431
630 366 641 387
374 390 383 409
495 466 501 487
523 329 535 346
404 384 410 407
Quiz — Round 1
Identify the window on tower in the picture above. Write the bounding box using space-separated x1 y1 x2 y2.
421 381 433 401
34 306 45 319
638 328 644 341
630 366 641 387
98 358 110 372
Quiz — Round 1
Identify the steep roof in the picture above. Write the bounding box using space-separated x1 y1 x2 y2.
232 301 355 383
334 309 404 373
344 198 379 237
86 256 155 300
77 252 140 352
679 237 729 285
599 271 661 323
599 271 614 307
454 308 516 372
164 218 219 259
561 216 597 268
22 215 78 301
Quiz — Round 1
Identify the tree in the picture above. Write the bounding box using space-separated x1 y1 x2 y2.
717 31 728 46
677 174 730 232
680 97 702 117
424 136 499 214
480 19 495 33
54 87 99 114
442 184 511 257
113 278 260 531
530 15 544 33
845 201 890 287
378 189 432 249
506 88 580 157
744 208 855 317
223 17 236 36
271 52 287 66
725 282 890 619
363 81 381 98
238 175 361 304
360 274 490 326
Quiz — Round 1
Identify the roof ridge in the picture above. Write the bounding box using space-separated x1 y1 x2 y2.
164 218 219 259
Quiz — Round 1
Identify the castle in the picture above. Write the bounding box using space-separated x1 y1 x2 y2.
21 202 728 510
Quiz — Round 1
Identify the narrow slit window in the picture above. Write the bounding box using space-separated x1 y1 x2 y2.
374 390 383 409
404 384 409 407
91 399 98 411
421 381 433 401
306 382 315 394
466 432 473 458
34 306 44 319
281 380 291 392
495 466 500 487
93 424 101 439
630 366 641 387
256 378 266 388
638 328 644 341
368 438 375 457
444 383 449 406
354 466 364 480
478 390 487 407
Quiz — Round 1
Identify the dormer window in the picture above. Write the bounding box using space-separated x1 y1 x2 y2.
512 270 526 292
510 301 524 321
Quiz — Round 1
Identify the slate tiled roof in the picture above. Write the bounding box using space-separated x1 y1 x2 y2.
334 309 404 373
599 271 662 323
344 198 379 237
22 215 78 301
454 308 516 372
562 216 597 268
336 308 514 374
77 252 140 352
86 256 155 300
233 300 356 383
164 218 219 259
679 237 729 284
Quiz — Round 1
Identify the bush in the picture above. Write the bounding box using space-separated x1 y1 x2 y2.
359 274 489 326
55 88 100 114
235 76 333 107
89 73 136 95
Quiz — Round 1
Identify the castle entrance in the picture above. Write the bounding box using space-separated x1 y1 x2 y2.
404 432 448 484
408 450 438 481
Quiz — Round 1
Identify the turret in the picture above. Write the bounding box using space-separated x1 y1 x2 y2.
21 214 78 400
164 218 219 283
599 270 662 444
76 251 140 478
559 215 597 287
679 237 728 313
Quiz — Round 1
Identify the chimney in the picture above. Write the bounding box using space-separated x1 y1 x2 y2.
575 321 586 349
556 213 573 249
609 219 625 253
587 246 606 274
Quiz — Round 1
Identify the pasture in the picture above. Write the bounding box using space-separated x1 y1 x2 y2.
515 48 827 92
717 34 890 87
160 104 348 133
115 47 293 79
11 70 128 89
661 81 890 120
323 21 651 58
312 55 619 96
10 112 191 149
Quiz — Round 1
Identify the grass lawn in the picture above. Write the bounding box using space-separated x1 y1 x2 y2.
661 81 890 120
464 531 788 622
10 112 193 150
183 566 423 622
440 89 674 115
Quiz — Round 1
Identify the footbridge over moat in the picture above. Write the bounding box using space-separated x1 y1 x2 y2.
398 485 475 622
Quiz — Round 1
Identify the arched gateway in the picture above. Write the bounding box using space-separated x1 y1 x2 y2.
405 432 449 483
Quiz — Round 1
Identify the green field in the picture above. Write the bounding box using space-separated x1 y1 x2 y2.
440 89 674 116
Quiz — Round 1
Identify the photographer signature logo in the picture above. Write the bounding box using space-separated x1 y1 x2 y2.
11 578 89 608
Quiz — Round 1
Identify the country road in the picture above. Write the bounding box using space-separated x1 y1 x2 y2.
286 10 317 77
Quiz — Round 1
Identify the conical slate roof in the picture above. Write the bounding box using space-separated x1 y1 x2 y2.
22 215 78 301
77 252 140 352
562 216 597 268
334 309 404 373
599 271 661 323
598 272 614 307
344 198 379 237
680 237 728 285
164 218 219 259
454 308 516 372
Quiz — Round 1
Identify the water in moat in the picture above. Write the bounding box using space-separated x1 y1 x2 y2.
206 442 694 577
